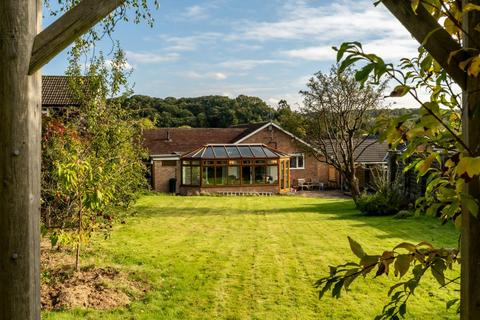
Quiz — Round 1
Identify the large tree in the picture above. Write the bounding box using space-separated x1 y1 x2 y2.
300 66 385 199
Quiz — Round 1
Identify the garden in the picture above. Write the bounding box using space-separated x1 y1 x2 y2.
43 194 459 319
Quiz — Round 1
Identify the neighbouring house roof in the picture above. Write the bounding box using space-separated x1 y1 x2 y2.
182 144 289 159
324 138 389 164
142 128 248 156
355 139 389 163
42 75 80 107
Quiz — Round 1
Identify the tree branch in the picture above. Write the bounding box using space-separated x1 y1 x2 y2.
381 0 467 89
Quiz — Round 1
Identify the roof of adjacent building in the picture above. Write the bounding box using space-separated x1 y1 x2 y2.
42 75 80 107
143 124 389 163
355 139 389 163
143 127 248 156
182 144 289 159
324 138 389 163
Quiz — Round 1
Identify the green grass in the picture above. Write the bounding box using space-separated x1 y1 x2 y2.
43 194 460 319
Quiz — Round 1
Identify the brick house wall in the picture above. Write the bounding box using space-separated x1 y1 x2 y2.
152 160 180 193
241 126 329 186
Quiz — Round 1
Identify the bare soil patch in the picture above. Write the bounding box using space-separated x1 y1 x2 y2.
41 241 149 311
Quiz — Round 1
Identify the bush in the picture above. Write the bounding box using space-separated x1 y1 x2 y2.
356 179 408 216
393 210 415 219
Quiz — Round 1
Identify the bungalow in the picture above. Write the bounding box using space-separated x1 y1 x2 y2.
142 122 389 195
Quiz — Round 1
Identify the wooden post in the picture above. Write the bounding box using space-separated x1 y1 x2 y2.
461 1 480 318
0 0 123 318
0 0 42 319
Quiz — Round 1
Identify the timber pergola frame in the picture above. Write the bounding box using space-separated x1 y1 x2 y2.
0 0 125 319
379 1 480 319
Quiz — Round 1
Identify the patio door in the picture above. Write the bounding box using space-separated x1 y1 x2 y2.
280 159 290 192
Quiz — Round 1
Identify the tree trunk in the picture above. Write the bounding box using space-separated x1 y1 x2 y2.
0 1 41 319
461 1 480 318
75 206 83 272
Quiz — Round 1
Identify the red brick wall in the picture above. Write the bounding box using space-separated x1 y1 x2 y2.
152 160 179 192
242 125 329 186
180 185 280 196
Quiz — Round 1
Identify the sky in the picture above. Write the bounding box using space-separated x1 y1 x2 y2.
43 0 422 109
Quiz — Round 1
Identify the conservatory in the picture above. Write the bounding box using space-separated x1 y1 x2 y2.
180 144 291 195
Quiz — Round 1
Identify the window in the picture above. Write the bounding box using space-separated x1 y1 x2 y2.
254 166 267 184
162 160 177 166
242 166 253 184
202 166 215 185
182 162 200 186
266 166 278 184
182 166 191 185
290 153 305 169
227 166 240 184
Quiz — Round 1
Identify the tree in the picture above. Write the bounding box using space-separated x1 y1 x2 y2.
41 46 147 271
300 66 385 200
0 1 157 318
314 1 480 318
274 100 306 139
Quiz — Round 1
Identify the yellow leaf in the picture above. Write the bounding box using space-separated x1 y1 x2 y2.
468 55 480 77
463 3 480 12
444 17 459 35
411 0 420 13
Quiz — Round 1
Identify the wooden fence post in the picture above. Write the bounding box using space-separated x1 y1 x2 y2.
0 0 42 319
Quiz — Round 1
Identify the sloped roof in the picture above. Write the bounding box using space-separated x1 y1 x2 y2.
142 128 248 156
182 144 289 159
324 138 389 163
42 75 79 107
229 122 269 141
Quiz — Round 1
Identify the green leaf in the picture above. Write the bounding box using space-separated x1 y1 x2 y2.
446 298 459 310
431 259 446 286
338 57 363 74
394 254 412 278
335 43 350 63
399 303 407 317
355 63 375 84
332 279 344 298
389 85 410 97
394 242 416 253
348 236 366 259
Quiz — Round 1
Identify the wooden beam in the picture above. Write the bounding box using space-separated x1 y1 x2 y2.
381 0 467 90
461 2 480 318
29 0 125 74
0 0 41 318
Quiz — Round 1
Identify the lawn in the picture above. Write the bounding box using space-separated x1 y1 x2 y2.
43 194 460 319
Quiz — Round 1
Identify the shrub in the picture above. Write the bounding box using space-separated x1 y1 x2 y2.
356 174 409 216
393 210 415 219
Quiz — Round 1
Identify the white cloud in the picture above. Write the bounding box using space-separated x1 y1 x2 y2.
218 59 290 71
282 46 335 61
183 5 209 20
126 51 179 64
282 38 418 62
160 33 222 52
185 71 228 80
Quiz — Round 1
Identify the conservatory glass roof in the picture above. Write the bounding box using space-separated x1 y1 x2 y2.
182 144 289 159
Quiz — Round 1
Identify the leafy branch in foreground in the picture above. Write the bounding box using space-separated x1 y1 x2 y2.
315 237 460 319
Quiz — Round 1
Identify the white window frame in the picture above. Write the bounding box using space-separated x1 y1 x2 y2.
290 153 305 170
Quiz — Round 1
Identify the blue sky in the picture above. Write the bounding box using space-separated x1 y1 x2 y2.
43 0 420 108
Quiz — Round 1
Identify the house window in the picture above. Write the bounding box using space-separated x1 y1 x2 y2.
290 153 305 169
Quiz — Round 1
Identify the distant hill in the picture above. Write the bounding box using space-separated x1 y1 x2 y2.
121 94 419 140
122 94 276 128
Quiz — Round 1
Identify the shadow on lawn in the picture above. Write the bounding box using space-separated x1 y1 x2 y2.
134 200 358 218
132 200 456 244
